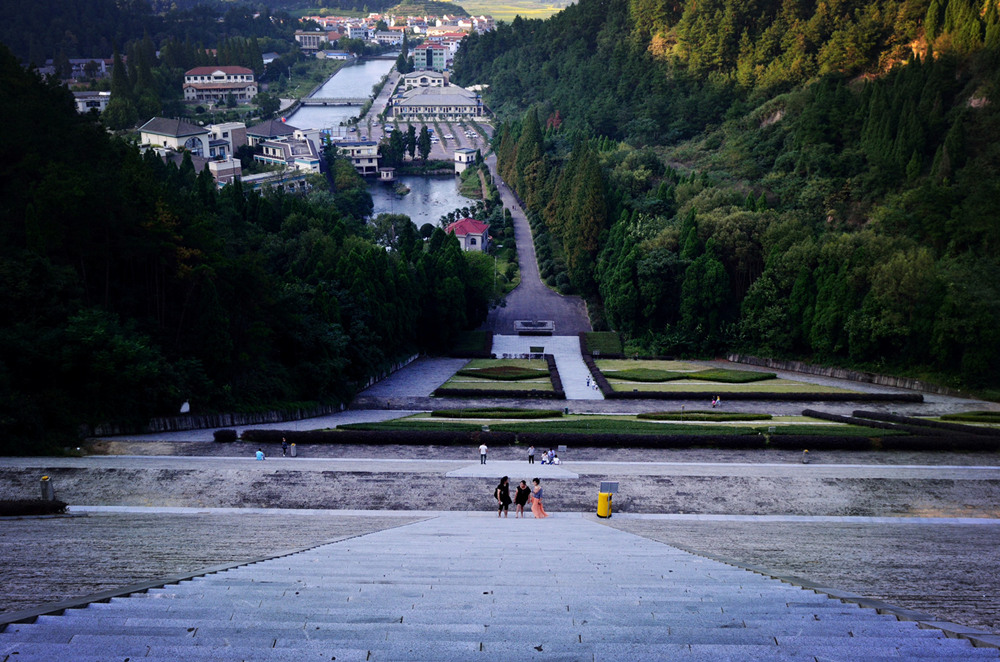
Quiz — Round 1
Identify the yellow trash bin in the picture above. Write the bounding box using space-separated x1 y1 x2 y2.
597 481 618 518
597 492 613 518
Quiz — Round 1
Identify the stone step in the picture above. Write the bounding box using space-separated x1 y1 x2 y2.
1 515 994 661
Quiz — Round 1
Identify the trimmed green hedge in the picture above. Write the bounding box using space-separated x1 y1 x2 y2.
638 411 773 422
456 366 550 381
0 500 68 516
431 408 564 419
603 368 777 383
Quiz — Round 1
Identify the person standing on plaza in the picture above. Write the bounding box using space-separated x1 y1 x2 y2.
530 478 549 518
494 476 512 518
528 445 535 464
514 480 531 518
479 442 488 464
281 437 289 457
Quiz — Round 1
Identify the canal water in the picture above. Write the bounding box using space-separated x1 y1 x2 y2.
285 58 395 136
286 58 473 226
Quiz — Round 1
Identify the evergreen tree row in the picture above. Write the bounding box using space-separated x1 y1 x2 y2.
0 45 490 452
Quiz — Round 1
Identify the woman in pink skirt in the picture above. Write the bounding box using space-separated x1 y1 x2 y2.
530 478 549 518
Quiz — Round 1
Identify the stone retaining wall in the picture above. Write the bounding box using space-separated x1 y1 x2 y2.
728 354 966 397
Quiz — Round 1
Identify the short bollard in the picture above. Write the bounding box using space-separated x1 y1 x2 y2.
40 476 55 501
802 449 810 464
290 443 297 457
597 481 619 519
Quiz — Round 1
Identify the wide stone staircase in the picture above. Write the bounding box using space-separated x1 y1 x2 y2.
2 514 996 661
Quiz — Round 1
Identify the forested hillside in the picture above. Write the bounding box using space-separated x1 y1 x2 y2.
0 45 492 452
455 0 1000 391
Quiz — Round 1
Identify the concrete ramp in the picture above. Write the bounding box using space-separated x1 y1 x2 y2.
2 513 994 661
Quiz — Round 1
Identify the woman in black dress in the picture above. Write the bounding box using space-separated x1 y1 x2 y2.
495 476 512 518
514 480 531 518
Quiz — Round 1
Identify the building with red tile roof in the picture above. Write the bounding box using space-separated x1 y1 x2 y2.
445 218 490 252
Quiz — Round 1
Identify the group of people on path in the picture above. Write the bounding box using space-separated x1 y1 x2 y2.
494 476 548 519
527 445 559 464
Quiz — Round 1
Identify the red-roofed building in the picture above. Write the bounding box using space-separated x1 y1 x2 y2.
183 66 258 104
445 218 490 252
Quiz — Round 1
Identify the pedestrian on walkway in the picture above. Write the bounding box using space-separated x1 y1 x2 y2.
528 445 535 464
479 442 488 464
514 480 531 518
547 449 555 463
531 478 549 518
255 448 265 461
281 437 289 457
495 476 511 518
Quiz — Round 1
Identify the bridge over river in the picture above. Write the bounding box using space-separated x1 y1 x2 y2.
300 97 367 106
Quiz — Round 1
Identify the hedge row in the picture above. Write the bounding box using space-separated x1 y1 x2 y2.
236 427 997 451
456 367 551 380
638 411 773 422
604 391 924 402
431 408 564 419
433 387 567 399
0 500 69 516
853 410 1000 438
940 411 1000 424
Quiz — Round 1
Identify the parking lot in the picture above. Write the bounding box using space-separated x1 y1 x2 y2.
364 116 493 161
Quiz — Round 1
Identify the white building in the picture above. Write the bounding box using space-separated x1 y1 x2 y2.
183 66 258 104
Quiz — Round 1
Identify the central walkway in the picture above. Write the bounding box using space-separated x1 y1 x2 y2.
3 513 994 661
492 335 603 400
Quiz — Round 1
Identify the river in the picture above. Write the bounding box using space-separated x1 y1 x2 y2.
284 58 395 136
286 58 474 226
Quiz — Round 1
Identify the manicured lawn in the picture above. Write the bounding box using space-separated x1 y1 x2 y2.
342 414 900 437
438 358 553 392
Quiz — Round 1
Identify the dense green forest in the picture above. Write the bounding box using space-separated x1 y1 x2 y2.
455 0 1000 392
0 45 492 452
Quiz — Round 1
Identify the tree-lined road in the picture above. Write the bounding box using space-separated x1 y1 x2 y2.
481 154 592 335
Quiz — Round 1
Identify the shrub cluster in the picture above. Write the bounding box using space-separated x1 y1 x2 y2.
213 429 238 442
456 366 550 381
